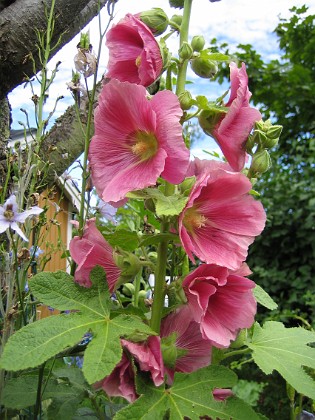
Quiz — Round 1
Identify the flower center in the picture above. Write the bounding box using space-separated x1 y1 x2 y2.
135 55 142 68
130 131 158 162
183 207 207 233
4 204 14 221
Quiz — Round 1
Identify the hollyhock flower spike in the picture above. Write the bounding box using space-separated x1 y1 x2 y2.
182 264 257 347
0 195 43 242
160 308 212 383
106 13 163 87
69 218 121 291
179 166 266 270
89 79 190 204
199 62 262 172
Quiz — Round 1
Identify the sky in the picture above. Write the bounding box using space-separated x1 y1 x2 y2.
8 0 315 159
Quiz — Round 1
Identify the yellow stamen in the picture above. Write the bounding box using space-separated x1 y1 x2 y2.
183 207 207 233
130 131 158 162
135 55 142 68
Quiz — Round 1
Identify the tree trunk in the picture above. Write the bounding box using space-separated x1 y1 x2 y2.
0 0 109 99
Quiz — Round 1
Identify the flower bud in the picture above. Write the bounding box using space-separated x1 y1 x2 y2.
122 282 135 297
245 133 255 153
230 329 247 348
191 35 205 52
263 136 279 149
250 150 271 174
139 8 169 36
78 32 91 50
190 56 218 78
178 90 193 110
266 124 283 140
113 250 141 286
199 108 227 135
179 41 193 60
169 14 182 29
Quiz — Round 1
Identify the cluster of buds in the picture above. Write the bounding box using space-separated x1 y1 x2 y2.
247 119 282 176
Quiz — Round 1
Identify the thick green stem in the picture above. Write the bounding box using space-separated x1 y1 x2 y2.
176 0 193 96
150 224 169 334
133 270 142 308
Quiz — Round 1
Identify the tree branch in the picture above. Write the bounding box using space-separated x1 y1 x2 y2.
0 0 109 98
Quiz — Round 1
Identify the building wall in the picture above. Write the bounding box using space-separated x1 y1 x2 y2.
39 188 71 273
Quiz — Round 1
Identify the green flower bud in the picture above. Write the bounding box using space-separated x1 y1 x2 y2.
199 108 227 135
230 329 247 349
178 90 193 110
169 14 182 29
113 250 141 286
161 333 188 368
266 124 283 140
139 8 169 36
190 56 218 78
159 38 171 68
250 149 271 174
138 290 147 300
191 35 205 52
286 383 295 403
245 133 255 153
122 282 135 297
263 136 279 149
254 119 265 131
78 32 91 50
256 129 268 145
179 41 193 60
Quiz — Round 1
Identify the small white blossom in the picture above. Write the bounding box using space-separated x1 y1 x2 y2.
0 195 43 241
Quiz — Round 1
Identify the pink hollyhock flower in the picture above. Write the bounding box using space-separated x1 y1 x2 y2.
179 167 266 270
89 79 190 204
94 352 137 403
69 218 121 291
0 195 43 242
182 264 256 348
186 157 231 178
201 62 261 172
121 336 164 386
106 13 163 87
160 308 212 383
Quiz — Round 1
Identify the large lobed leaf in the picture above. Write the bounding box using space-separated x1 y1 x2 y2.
249 321 315 399
0 267 154 384
114 365 261 420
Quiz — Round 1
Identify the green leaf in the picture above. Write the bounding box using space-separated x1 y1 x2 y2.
47 394 82 420
249 321 315 399
1 376 47 409
0 267 155 384
253 285 278 310
199 50 230 62
139 233 180 247
104 229 140 251
114 366 260 420
1 375 82 410
28 269 110 316
143 188 188 217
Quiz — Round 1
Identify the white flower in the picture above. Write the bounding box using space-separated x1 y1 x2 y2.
97 200 117 225
0 195 43 241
